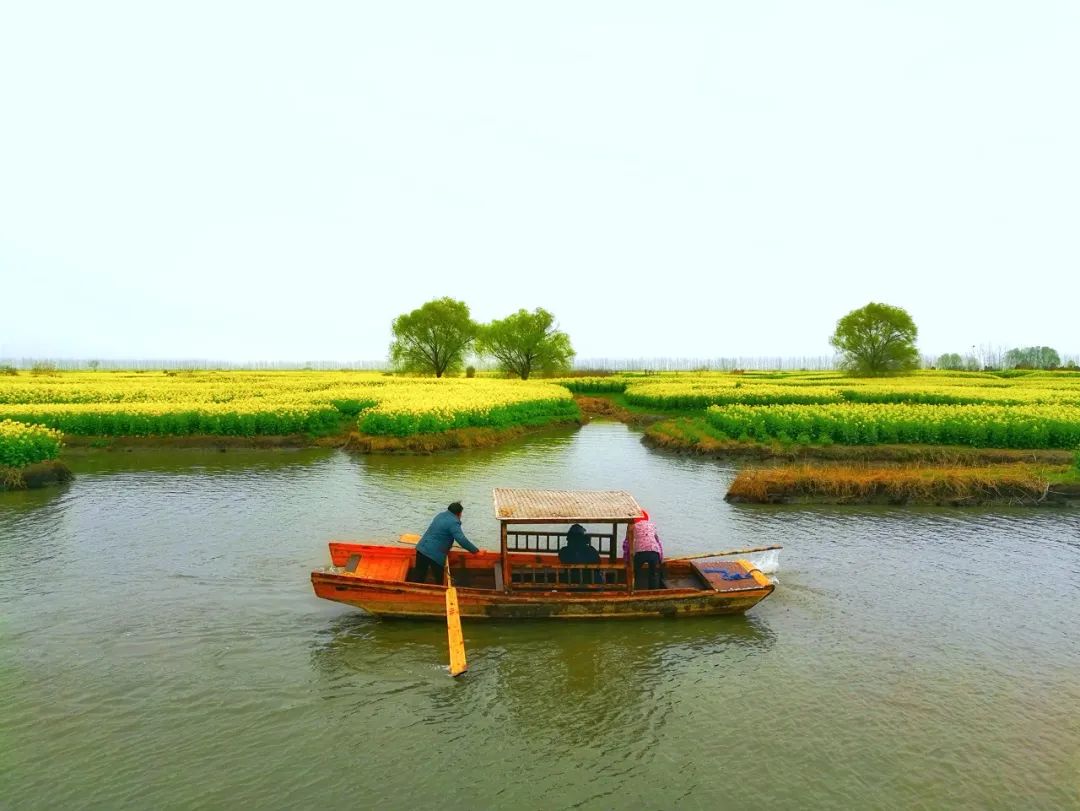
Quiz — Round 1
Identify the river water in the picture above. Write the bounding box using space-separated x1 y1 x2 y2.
2 422 1078 810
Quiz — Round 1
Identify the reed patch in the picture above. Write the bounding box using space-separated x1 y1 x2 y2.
725 463 1067 506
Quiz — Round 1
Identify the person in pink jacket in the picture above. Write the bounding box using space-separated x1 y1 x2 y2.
622 510 664 589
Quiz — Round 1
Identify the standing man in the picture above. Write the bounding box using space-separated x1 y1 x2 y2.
413 501 479 584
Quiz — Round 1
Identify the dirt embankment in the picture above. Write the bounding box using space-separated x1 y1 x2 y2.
575 396 659 426
1 460 74 491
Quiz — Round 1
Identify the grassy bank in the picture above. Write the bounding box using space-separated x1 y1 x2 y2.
642 416 1076 464
57 416 583 454
343 419 581 453
60 433 345 450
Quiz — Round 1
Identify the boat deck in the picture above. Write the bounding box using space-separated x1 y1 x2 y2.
313 543 774 620
312 490 776 620
331 543 747 593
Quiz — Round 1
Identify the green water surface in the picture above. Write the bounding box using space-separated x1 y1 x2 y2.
2 423 1078 809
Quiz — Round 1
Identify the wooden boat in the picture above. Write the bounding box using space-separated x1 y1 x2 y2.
310 488 775 620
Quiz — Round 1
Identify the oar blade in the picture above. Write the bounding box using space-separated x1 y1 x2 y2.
445 586 467 677
399 533 421 545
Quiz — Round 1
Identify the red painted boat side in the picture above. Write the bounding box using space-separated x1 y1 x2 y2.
312 543 774 620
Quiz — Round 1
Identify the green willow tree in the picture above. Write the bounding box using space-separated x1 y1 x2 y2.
830 302 919 376
476 308 575 380
389 298 477 377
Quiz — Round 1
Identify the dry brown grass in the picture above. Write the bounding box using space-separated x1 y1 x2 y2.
725 462 1066 505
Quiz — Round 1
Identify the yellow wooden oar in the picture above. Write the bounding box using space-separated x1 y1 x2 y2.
399 532 466 675
444 560 467 677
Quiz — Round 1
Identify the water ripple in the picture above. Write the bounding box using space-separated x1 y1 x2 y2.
2 428 1079 809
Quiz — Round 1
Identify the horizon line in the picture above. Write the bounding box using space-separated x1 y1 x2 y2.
3 351 1079 372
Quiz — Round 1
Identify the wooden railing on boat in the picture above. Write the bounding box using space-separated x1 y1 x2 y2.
509 561 629 591
505 529 617 560
500 519 637 595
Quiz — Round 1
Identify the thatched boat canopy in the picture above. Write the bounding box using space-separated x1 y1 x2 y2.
492 488 643 524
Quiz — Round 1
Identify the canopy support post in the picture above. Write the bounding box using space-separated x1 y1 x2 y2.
500 521 511 594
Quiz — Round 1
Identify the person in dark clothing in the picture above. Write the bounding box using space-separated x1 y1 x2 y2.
559 523 601 584
413 501 480 584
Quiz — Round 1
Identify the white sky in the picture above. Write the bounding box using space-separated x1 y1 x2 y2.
2 2 1077 363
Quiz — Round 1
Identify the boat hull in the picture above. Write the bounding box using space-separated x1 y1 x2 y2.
310 572 773 620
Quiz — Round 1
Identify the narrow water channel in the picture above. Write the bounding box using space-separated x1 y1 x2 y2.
2 422 1078 809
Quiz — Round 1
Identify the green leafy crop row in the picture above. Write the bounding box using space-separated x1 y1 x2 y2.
358 398 579 436
0 420 64 467
705 403 1080 450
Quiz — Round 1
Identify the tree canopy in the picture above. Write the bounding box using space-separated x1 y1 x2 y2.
829 302 919 375
937 352 964 371
389 297 477 377
1004 346 1060 369
476 308 575 380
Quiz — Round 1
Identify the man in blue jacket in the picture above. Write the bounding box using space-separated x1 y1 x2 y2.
413 501 479 584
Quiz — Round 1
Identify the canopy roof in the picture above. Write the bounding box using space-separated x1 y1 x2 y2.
492 488 643 523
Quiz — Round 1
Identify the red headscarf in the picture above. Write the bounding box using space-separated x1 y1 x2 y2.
635 509 650 522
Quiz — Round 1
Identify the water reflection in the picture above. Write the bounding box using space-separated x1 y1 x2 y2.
61 447 336 476
0 481 73 518
349 421 742 555
310 610 776 760
357 424 580 488
0 490 75 584
480 615 776 734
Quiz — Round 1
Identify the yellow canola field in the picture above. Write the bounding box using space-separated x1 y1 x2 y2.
0 419 64 467
623 370 1080 408
0 372 577 437
704 401 1080 449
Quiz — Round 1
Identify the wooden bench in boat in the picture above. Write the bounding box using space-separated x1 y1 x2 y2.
340 547 413 582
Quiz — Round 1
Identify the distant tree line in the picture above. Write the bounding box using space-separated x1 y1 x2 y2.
5 349 1077 375
4 300 1076 375
0 359 392 371
935 346 1072 371
828 302 1077 375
